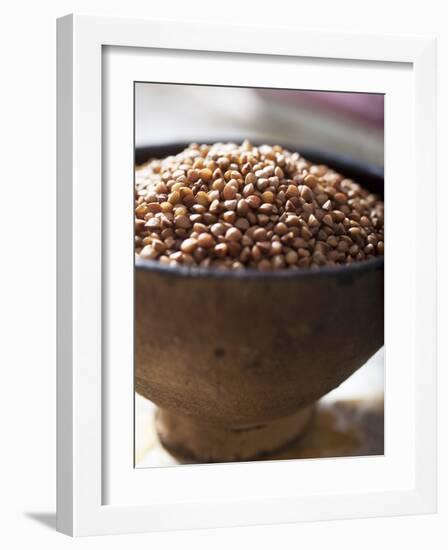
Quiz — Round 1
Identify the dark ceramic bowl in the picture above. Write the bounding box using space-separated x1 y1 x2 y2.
135 141 384 462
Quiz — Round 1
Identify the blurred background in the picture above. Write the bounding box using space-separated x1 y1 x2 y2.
134 83 384 467
135 84 384 166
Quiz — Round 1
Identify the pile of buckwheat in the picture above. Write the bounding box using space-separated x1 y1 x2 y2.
135 141 384 270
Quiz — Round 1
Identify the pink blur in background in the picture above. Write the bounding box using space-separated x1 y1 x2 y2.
135 84 384 166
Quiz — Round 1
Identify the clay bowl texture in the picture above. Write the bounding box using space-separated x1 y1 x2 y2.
135 141 384 461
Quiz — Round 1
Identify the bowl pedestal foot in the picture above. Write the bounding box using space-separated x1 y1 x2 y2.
155 405 315 463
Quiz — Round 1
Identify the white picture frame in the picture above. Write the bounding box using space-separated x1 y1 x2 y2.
56 14 437 536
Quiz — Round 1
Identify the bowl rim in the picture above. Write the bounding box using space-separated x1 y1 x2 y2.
135 255 383 280
135 140 384 280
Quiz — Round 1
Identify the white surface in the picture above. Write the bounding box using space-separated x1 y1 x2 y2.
94 18 435 535
0 1 446 549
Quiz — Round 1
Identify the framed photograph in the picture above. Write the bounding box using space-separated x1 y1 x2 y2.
56 14 437 536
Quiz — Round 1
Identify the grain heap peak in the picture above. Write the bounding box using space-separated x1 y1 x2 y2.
135 141 384 271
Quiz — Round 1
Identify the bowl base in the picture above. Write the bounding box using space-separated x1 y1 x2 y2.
155 405 315 463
